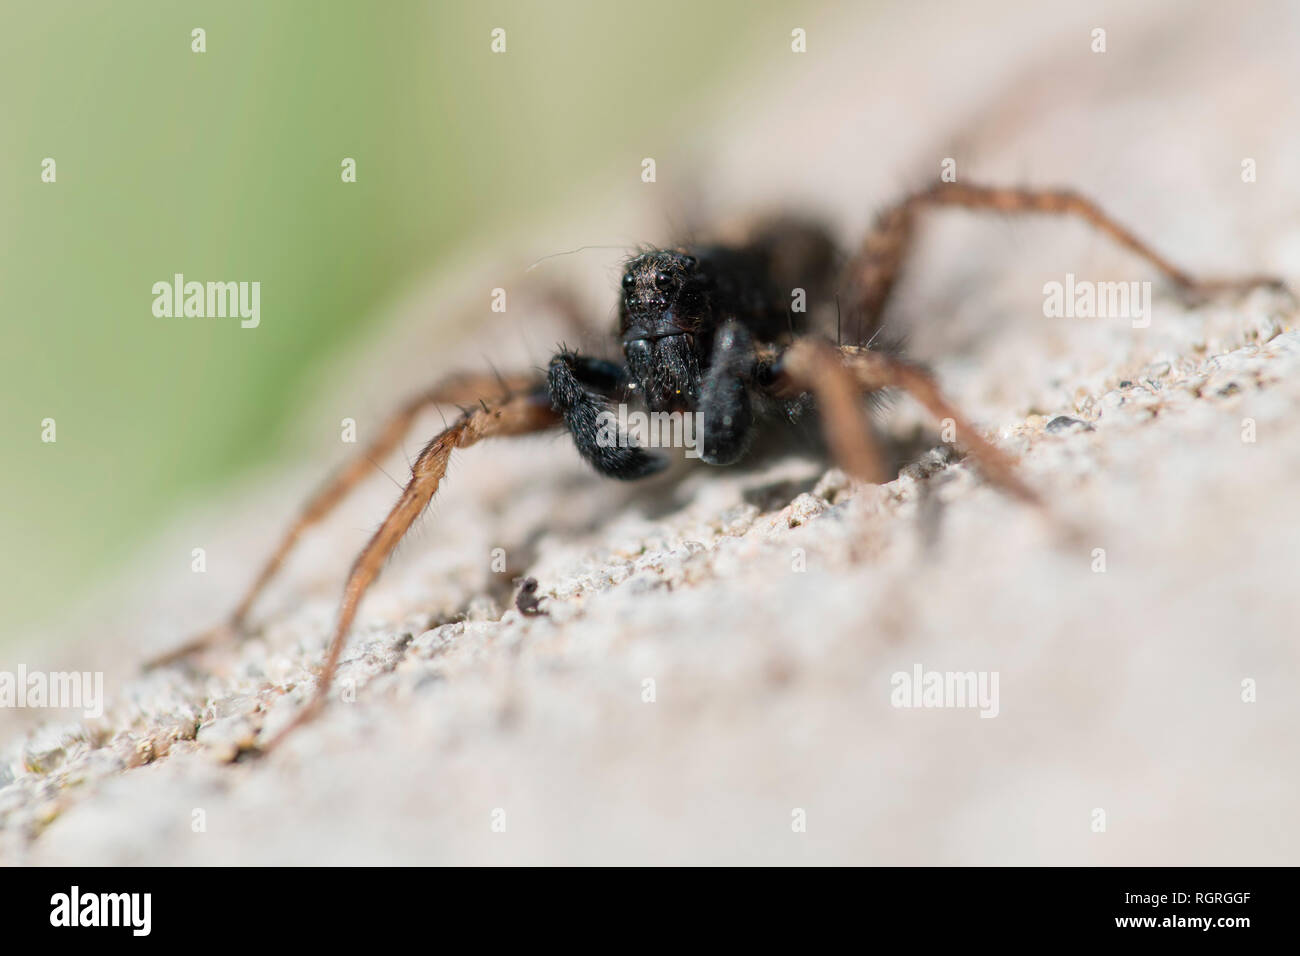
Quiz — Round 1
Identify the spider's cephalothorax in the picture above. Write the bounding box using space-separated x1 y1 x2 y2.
548 227 837 480
618 251 711 414
155 181 1289 752
615 238 828 412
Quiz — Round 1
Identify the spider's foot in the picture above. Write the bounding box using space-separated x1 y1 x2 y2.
1174 274 1293 309
141 620 241 672
257 695 326 754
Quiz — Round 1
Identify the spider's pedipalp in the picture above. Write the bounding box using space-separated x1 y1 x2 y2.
698 319 756 466
261 385 561 752
547 350 666 480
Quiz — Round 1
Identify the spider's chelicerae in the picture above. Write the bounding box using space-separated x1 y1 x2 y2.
152 182 1288 750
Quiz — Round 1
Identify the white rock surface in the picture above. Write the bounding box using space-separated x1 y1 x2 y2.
2 0 1298 864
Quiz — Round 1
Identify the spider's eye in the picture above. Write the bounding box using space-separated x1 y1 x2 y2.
621 273 636 292
654 270 673 290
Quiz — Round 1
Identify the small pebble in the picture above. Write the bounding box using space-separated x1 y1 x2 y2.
196 716 258 763
1045 415 1094 433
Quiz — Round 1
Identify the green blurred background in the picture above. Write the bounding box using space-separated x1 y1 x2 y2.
0 0 819 644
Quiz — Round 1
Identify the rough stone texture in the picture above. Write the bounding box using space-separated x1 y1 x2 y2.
3 0 1299 864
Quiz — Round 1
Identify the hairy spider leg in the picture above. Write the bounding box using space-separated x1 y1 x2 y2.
262 386 561 751
842 181 1291 341
145 369 542 669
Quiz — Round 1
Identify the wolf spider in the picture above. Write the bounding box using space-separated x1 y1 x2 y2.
149 182 1287 751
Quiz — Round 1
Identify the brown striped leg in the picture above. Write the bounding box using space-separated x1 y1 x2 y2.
842 197 919 344
145 369 543 669
843 181 1291 339
771 339 1040 507
770 338 891 485
262 387 561 751
836 344 1041 507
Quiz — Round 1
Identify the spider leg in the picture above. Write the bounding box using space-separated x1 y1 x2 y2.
836 344 1041 506
766 338 891 485
770 338 1041 506
145 369 541 669
262 386 560 751
844 181 1291 339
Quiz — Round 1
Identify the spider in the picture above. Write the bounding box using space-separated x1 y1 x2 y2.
149 182 1288 752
